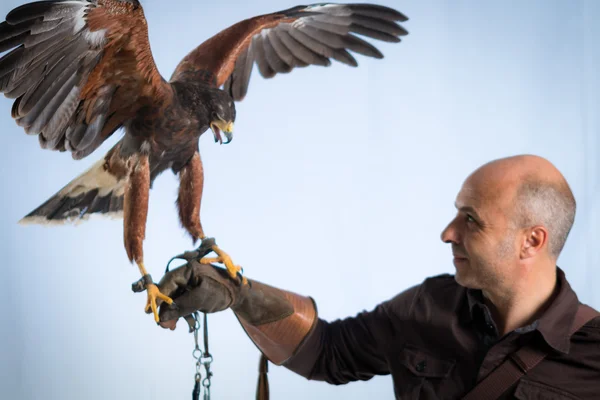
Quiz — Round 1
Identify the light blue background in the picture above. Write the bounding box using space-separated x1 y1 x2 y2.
1 1 598 399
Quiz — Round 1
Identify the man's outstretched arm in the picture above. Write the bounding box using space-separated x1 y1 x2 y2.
156 258 418 384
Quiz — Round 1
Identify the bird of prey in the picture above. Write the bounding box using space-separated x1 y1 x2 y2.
0 0 408 322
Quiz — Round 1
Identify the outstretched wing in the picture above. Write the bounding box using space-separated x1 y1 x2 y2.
170 3 408 101
0 0 172 159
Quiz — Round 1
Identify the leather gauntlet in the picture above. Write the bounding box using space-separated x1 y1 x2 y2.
234 280 317 365
157 258 317 365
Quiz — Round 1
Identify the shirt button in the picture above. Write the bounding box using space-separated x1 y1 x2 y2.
415 360 427 372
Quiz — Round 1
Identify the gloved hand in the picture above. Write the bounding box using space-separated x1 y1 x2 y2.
156 260 241 330
156 242 317 369
156 257 294 332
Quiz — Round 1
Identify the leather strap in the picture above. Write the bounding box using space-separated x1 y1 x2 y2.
461 304 599 400
256 354 269 400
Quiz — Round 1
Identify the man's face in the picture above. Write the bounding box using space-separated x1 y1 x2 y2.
440 173 519 290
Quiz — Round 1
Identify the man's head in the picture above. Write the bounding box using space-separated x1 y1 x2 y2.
440 155 576 291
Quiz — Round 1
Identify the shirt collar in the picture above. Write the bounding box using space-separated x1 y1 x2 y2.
464 266 579 354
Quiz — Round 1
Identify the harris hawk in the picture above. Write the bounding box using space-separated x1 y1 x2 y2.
0 0 409 322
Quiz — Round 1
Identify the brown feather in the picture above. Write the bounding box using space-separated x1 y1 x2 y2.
104 143 130 182
177 152 205 243
170 3 408 100
79 0 173 147
123 154 150 263
82 1 169 105
170 15 288 86
0 0 172 160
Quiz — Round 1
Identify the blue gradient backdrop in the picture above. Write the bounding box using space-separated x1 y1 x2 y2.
0 1 598 399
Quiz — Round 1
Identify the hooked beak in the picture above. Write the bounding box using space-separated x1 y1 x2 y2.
210 119 234 145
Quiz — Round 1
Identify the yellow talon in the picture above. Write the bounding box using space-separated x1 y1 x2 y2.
136 260 174 322
145 283 173 322
199 257 221 264
199 244 248 285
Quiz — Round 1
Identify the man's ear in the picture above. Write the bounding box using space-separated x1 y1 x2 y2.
520 226 548 259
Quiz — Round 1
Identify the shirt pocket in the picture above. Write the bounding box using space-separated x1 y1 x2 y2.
513 379 581 400
389 344 456 399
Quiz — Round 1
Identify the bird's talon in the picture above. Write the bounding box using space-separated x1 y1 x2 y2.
157 292 174 305
145 283 173 323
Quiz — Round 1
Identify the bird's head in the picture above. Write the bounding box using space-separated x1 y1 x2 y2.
208 91 236 145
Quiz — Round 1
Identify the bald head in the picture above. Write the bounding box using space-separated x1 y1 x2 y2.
470 155 576 259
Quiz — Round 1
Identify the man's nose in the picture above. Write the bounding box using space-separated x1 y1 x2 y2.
441 218 461 244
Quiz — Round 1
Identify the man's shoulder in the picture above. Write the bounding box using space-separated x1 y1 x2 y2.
567 306 600 373
579 305 600 332
388 273 463 302
585 318 600 337
382 273 465 317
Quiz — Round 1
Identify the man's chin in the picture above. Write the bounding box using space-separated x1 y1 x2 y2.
453 261 476 288
454 272 469 287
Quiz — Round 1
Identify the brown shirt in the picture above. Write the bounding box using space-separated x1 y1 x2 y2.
284 267 600 399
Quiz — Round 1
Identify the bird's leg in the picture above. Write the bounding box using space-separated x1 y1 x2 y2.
124 153 173 322
177 152 247 284
177 152 205 243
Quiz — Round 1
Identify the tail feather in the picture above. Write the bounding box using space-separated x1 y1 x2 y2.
19 158 126 225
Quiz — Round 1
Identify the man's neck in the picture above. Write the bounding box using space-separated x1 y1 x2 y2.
482 265 558 336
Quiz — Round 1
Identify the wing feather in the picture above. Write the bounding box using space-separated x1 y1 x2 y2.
261 34 293 73
223 42 255 101
28 73 77 136
0 30 29 52
252 35 276 78
18 52 82 132
297 24 380 59
5 1 82 24
266 29 308 68
276 27 331 67
17 41 88 119
170 2 408 101
0 0 172 159
39 82 80 148
286 26 356 66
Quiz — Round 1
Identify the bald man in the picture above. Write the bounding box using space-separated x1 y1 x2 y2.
155 155 600 399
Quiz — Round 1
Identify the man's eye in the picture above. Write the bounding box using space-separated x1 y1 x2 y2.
466 215 476 223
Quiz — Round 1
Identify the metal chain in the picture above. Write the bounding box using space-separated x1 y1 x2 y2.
192 312 203 400
191 311 214 400
201 312 213 400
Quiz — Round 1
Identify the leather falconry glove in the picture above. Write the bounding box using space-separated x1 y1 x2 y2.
156 240 318 367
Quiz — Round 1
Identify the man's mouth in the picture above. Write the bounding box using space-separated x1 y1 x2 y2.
210 120 234 144
452 247 468 260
